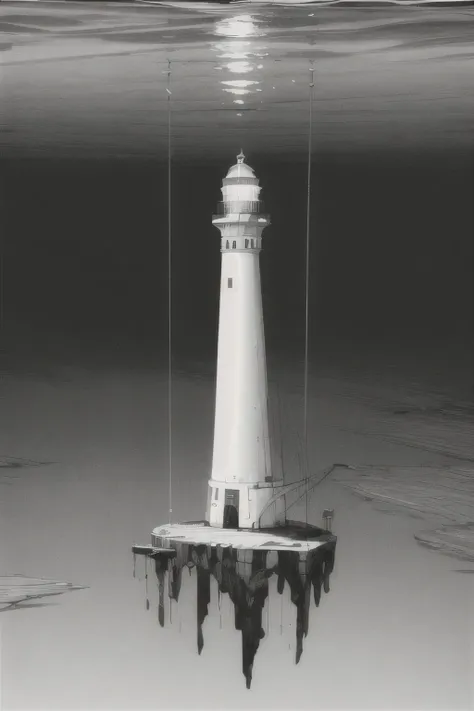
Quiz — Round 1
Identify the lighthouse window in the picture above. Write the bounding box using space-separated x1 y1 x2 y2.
245 239 249 248
228 278 233 288
232 241 236 249
226 240 229 249
251 239 254 248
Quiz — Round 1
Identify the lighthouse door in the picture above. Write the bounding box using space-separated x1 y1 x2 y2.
223 489 240 529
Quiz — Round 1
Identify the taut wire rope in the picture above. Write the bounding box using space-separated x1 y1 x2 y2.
165 58 173 524
304 60 315 532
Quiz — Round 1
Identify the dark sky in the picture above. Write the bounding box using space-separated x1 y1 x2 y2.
3 148 473 370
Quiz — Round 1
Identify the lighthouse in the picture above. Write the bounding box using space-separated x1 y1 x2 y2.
132 151 338 689
206 152 286 531
133 152 335 547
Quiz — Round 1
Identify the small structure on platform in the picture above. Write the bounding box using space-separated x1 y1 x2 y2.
133 153 337 688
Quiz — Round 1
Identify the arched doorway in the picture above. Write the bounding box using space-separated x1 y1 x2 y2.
223 489 240 528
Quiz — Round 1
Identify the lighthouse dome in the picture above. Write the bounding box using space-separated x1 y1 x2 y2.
225 151 256 180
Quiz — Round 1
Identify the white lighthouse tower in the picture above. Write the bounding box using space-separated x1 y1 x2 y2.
206 152 286 530
134 150 337 581
132 149 337 686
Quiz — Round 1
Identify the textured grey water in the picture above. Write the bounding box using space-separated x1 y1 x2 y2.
2 2 474 159
1 364 473 708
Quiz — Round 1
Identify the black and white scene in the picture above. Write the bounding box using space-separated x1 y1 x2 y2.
1 1 473 709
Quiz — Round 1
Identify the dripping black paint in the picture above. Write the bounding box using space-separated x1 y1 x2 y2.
134 528 336 689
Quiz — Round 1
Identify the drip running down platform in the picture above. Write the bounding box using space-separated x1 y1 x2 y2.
132 520 336 689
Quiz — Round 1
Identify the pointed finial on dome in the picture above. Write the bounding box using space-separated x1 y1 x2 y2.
237 150 245 164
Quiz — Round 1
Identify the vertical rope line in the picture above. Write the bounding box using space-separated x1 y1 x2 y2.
166 59 173 524
304 61 315 532
276 380 285 484
0 176 4 345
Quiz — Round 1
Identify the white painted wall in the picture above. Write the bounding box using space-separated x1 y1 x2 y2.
207 159 288 528
211 249 271 483
207 480 286 529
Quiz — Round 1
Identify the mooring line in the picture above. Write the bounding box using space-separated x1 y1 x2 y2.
304 60 315 534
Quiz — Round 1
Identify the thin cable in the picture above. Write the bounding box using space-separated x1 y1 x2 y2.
276 379 285 484
0 176 4 345
166 59 173 524
303 61 314 531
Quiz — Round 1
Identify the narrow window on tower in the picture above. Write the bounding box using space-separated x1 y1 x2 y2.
228 278 233 288
226 240 230 249
245 239 249 248
251 239 254 248
232 241 237 249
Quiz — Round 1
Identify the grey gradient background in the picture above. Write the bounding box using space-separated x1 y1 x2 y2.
1 2 474 709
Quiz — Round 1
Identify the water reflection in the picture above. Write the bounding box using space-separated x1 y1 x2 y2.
214 15 266 40
212 14 268 108
134 538 336 689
